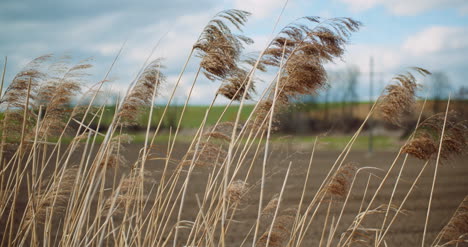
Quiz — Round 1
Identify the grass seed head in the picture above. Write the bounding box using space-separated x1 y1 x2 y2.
438 196 468 245
119 59 165 126
194 9 252 81
226 180 249 204
404 111 468 162
379 68 430 126
324 163 357 200
256 214 295 247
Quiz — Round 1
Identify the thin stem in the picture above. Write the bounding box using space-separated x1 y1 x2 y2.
265 162 292 247
421 95 451 247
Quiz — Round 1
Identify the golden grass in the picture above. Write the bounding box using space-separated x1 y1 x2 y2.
0 7 467 247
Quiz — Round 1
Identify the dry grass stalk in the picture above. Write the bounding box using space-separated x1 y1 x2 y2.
104 168 155 214
118 59 165 126
340 204 408 246
379 67 430 126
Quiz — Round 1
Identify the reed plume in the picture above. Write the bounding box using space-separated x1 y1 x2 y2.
263 17 361 95
194 9 253 81
0 55 51 107
101 134 132 168
182 122 241 167
202 131 232 143
401 133 438 160
182 141 227 167
217 55 267 100
226 179 249 205
202 121 239 142
252 17 361 130
323 163 357 200
118 59 165 126
379 67 431 126
25 167 78 225
261 194 280 224
38 59 92 136
257 210 295 247
402 111 467 161
0 55 51 145
436 195 468 246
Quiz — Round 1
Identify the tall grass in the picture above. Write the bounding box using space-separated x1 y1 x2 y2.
0 8 467 247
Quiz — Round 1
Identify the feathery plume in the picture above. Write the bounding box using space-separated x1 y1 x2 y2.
0 55 51 107
437 196 468 246
182 141 227 167
201 121 239 142
401 133 438 160
402 111 467 161
194 9 253 81
0 55 51 145
119 59 165 126
252 17 361 130
202 131 232 143
256 211 295 247
217 54 267 101
226 180 249 205
379 67 431 126
323 163 357 200
100 134 133 168
25 167 78 224
261 194 280 224
38 59 92 136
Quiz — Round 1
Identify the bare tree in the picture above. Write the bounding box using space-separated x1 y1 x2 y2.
429 72 451 113
455 86 468 100
338 66 360 118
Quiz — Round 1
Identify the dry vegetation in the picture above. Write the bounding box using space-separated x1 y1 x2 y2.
0 8 467 247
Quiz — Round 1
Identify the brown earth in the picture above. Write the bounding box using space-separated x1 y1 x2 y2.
124 143 468 246
7 142 468 246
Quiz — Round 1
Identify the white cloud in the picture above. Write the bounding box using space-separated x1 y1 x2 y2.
339 0 468 16
125 11 212 65
111 24 468 104
233 0 285 19
330 25 468 97
339 0 378 13
91 43 123 56
403 26 468 55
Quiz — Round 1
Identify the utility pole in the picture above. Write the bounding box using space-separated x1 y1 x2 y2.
368 57 374 154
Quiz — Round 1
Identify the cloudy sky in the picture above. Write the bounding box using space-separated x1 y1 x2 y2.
1 0 467 104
